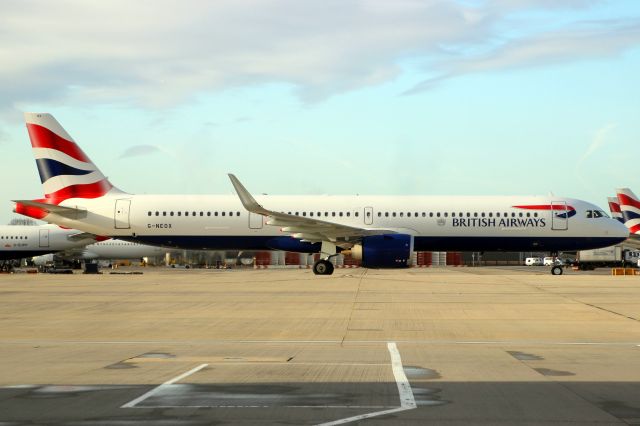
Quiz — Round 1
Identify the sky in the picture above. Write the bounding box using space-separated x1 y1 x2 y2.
0 0 639 224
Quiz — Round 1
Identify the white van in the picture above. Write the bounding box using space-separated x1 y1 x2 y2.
525 257 543 266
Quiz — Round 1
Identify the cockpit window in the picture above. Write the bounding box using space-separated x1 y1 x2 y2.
585 210 609 218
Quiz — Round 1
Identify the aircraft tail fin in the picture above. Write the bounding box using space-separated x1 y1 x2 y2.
616 188 640 234
24 113 123 204
607 197 624 224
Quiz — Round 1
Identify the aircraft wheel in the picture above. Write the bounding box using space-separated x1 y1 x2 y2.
551 266 563 275
313 260 334 275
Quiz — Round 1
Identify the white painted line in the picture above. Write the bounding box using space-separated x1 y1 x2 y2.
388 342 417 409
121 363 208 408
316 342 416 426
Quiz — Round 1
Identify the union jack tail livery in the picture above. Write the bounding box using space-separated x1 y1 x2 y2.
14 113 123 220
607 197 624 223
616 188 640 235
24 113 121 203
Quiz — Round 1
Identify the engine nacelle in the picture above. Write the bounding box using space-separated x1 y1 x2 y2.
349 234 413 268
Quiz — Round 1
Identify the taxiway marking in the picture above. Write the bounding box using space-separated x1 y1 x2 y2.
121 363 208 408
316 342 416 426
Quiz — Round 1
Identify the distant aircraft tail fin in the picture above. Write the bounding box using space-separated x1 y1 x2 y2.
607 197 624 224
616 188 640 235
24 113 123 204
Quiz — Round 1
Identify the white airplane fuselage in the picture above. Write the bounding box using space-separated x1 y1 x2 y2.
25 193 628 253
0 224 93 260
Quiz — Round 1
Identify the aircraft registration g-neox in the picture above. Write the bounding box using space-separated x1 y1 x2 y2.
14 113 628 275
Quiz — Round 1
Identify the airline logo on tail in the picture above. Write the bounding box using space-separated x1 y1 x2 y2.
616 188 640 235
607 197 624 224
15 113 121 219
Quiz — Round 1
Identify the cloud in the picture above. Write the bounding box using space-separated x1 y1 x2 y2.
406 19 640 94
0 0 636 113
580 122 618 163
118 144 165 159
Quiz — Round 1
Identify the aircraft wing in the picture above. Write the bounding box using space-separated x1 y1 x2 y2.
228 174 397 245
66 232 97 242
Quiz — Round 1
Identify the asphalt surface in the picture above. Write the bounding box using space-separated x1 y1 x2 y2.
0 266 639 425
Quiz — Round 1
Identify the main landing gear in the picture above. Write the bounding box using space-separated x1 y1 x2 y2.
313 241 337 276
313 259 334 275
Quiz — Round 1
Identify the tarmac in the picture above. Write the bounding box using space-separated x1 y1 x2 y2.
0 266 639 425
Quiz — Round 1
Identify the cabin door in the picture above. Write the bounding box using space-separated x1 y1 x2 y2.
551 201 568 231
114 199 131 229
39 229 49 247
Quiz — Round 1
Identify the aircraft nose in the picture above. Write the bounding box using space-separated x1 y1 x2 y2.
610 219 630 240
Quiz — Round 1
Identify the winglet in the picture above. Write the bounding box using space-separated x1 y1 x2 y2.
228 174 270 216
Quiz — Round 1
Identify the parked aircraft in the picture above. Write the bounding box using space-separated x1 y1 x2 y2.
0 224 94 260
616 188 640 235
607 197 625 223
0 224 164 264
13 113 628 275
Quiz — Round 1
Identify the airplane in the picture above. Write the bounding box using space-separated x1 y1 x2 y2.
607 197 625 224
31 238 166 266
0 223 165 264
13 113 628 276
0 223 95 260
616 188 640 235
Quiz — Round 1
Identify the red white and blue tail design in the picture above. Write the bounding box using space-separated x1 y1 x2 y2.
607 197 624 223
616 188 640 235
24 113 121 204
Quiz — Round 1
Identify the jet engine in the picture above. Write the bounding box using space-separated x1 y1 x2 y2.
347 234 413 268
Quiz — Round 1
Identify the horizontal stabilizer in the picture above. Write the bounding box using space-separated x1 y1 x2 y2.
13 200 87 219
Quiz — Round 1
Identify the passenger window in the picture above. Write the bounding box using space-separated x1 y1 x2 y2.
474 212 478 217
511 212 515 217
339 212 343 217
393 212 397 217
178 212 182 216
526 212 530 217
355 212 359 217
162 212 167 216
347 212 351 217
488 212 493 217
229 211 233 216
303 212 307 217
147 211 152 216
332 212 336 217
222 212 225 216
429 212 433 217
207 212 211 216
422 212 426 217
237 212 241 216
444 212 448 217
185 212 189 216
214 212 218 216
437 212 441 217
400 212 404 217
534 212 538 218
385 212 389 217
481 212 485 217
200 212 204 216
519 212 523 217
170 212 174 216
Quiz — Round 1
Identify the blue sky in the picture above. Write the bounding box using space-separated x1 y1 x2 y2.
0 0 639 223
